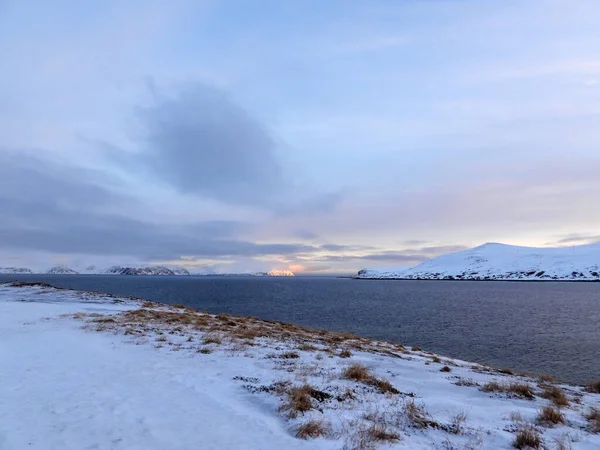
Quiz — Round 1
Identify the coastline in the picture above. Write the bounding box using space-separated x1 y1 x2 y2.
1 281 599 449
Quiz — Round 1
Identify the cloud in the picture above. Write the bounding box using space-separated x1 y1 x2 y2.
133 83 283 206
0 150 322 262
100 82 344 216
554 234 600 245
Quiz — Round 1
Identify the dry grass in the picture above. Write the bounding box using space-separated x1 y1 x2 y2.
365 423 400 442
403 399 431 429
343 364 371 382
280 351 300 359
342 364 399 394
279 385 314 418
509 411 524 423
508 383 535 400
339 349 352 358
540 384 569 407
481 381 534 400
552 434 573 450
513 426 541 449
586 408 600 433
294 419 330 439
536 405 565 426
278 384 332 419
440 365 452 372
448 411 468 434
298 342 319 352
343 422 401 450
586 380 600 394
202 333 222 345
481 381 503 393
454 378 479 387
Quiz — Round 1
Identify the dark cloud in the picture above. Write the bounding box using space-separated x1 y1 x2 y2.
313 252 428 264
99 82 343 215
419 245 468 254
319 244 376 252
135 83 283 206
311 245 467 265
554 234 600 245
0 150 322 261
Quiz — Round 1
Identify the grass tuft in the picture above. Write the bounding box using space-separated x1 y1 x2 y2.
339 349 352 358
481 381 534 399
366 423 400 442
586 380 600 394
403 399 431 429
536 405 565 426
513 426 541 449
586 408 600 433
294 419 329 439
540 384 569 407
342 364 399 394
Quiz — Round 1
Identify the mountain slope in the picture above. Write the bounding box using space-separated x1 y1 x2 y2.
103 265 190 276
0 267 33 274
357 242 600 281
47 266 79 275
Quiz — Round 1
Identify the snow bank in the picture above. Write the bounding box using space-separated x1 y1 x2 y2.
1 282 599 449
358 242 600 281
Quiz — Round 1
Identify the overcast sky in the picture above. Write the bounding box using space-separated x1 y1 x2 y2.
1 0 600 273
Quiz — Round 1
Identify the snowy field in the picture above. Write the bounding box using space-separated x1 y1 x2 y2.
1 282 599 449
358 243 600 281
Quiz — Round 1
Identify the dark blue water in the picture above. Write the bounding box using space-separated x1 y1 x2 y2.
2 274 599 384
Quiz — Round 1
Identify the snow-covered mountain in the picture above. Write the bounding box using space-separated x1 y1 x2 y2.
47 266 79 275
103 265 190 276
190 271 295 277
0 267 33 274
357 242 600 281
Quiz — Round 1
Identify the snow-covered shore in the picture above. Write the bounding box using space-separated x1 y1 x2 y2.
1 282 599 449
357 243 600 281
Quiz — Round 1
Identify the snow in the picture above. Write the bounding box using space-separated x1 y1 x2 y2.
1 282 599 449
358 242 600 281
0 267 32 274
0 265 295 276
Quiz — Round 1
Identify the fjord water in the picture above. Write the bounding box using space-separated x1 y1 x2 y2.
3 275 599 384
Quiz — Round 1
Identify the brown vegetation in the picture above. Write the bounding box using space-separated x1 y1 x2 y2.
339 349 352 358
294 419 330 439
342 364 399 394
365 423 400 442
586 380 600 394
481 381 534 399
403 399 432 429
540 384 569 407
586 408 600 433
536 405 565 426
513 426 541 449
279 385 314 418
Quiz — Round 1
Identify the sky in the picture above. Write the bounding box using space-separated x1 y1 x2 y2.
1 0 600 274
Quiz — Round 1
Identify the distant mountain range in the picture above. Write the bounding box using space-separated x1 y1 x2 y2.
0 265 295 277
357 242 600 281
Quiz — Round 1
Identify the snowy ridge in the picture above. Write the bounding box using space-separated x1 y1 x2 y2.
1 283 599 449
47 265 79 275
103 265 191 276
0 265 295 277
357 242 600 281
0 267 32 274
